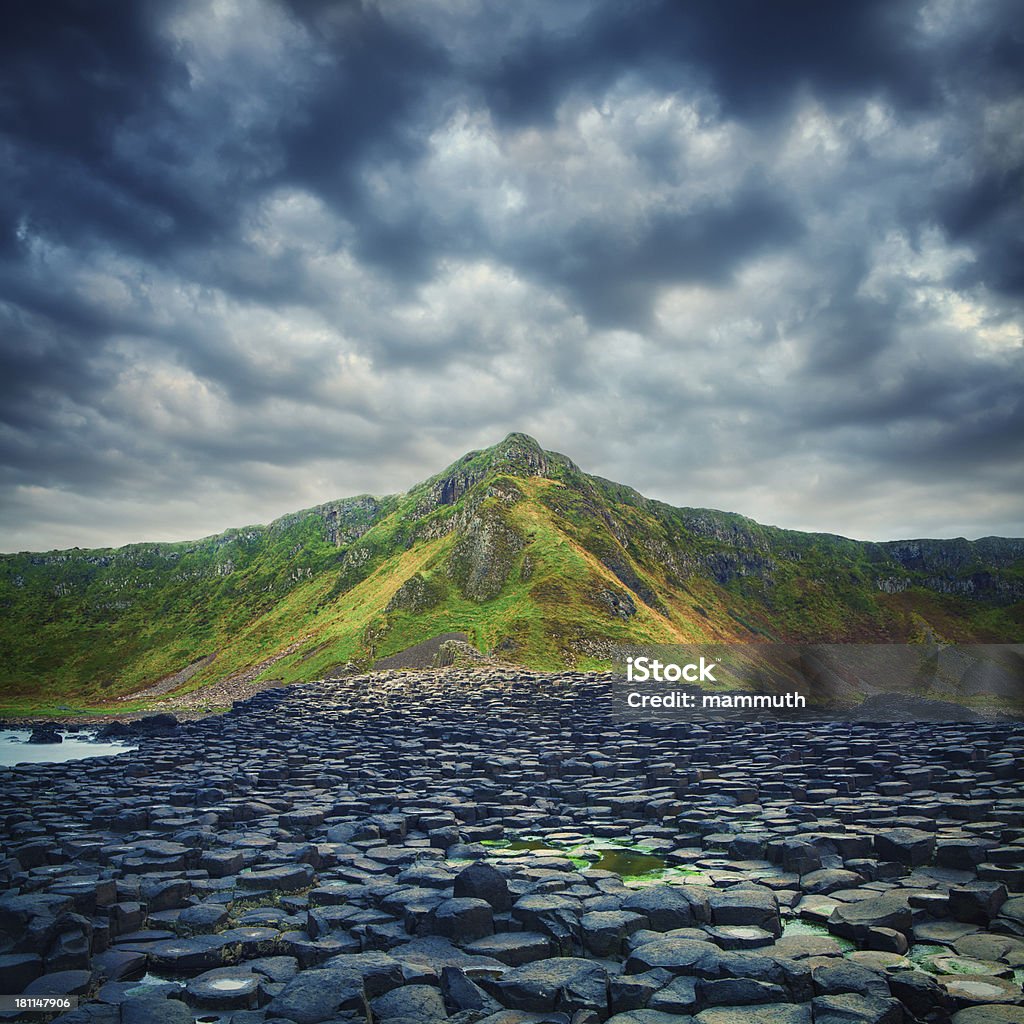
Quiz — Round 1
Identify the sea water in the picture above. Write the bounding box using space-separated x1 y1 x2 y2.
0 730 137 766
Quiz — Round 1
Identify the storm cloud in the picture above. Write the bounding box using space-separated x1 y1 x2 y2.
1 0 1021 550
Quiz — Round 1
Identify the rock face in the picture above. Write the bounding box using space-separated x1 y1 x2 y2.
0 668 1022 1024
384 573 445 614
446 511 525 601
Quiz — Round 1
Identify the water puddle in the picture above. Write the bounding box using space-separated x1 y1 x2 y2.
909 943 951 966
781 918 856 951
0 730 137 766
481 834 703 885
204 978 254 992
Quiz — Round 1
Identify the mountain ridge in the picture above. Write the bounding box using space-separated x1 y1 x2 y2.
1 433 1021 712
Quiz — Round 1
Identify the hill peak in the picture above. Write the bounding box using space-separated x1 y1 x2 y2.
426 433 580 499
487 432 550 475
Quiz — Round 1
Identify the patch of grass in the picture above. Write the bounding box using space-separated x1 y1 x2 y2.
2 433 1020 713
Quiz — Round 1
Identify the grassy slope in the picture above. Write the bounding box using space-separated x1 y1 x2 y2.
1 435 1021 714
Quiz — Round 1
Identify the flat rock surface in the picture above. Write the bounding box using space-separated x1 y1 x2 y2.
0 668 1021 1023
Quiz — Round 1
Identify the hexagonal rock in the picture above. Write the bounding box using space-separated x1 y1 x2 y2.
873 829 935 867
622 884 711 930
184 966 261 1010
827 893 913 942
703 924 776 950
0 952 42 992
139 878 191 911
146 934 242 972
431 897 494 943
120 995 195 1024
698 976 788 1006
628 938 812 1002
463 931 554 966
800 869 866 896
811 960 891 1000
949 881 1008 924
265 966 368 1024
609 1011 701 1024
511 893 581 946
20 969 92 996
810 993 904 1023
694 1005 812 1023
198 850 245 877
488 957 609 1014
453 861 512 911
941 974 1024 1007
581 910 649 956
951 1007 1024 1023
370 983 448 1021
886 969 946 1020
707 887 782 938
237 863 315 892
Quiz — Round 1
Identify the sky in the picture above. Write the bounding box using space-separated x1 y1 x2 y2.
1 0 1022 552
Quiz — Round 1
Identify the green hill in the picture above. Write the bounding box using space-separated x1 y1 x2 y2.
1 433 1021 713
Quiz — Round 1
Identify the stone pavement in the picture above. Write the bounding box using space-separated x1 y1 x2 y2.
1 669 1022 1023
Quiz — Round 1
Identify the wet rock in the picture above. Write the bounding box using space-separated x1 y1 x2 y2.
940 974 1024 1007
810 993 904 1023
28 725 62 744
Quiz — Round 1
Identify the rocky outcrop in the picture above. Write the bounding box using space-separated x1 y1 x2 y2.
447 512 525 602
596 588 637 618
385 573 445 614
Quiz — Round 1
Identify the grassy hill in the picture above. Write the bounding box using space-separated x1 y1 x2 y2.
1 433 1022 714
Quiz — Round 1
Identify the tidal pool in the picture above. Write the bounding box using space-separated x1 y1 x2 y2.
482 834 705 885
0 730 137 766
781 917 856 951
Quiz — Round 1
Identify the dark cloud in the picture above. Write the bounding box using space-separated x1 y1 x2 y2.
940 167 1024 299
480 0 936 125
0 0 1021 549
0 0 212 255
519 189 802 329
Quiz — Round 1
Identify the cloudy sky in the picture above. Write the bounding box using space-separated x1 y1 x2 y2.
2 0 1022 552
